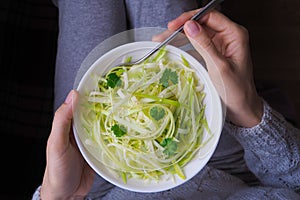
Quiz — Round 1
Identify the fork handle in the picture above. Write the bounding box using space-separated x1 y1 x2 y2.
136 0 224 63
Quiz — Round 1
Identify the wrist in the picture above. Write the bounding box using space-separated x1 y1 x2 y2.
227 96 263 128
40 174 61 200
40 185 56 200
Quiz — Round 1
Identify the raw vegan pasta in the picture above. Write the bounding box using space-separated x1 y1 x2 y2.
79 48 212 183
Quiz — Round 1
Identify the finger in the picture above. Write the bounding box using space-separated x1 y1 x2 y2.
168 9 200 31
152 29 190 48
199 10 251 61
198 10 239 36
152 29 173 42
169 9 234 35
48 90 76 153
184 20 223 68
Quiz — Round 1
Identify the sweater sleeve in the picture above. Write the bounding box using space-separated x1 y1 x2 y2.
226 100 300 192
32 185 41 200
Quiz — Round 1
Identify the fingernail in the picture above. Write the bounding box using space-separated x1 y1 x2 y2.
185 21 200 37
65 90 73 104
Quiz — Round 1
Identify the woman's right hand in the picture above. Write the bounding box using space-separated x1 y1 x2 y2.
168 10 263 128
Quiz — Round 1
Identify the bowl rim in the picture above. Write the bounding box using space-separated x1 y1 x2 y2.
72 41 224 193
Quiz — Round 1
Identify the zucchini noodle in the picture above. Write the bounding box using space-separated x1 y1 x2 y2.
79 48 212 183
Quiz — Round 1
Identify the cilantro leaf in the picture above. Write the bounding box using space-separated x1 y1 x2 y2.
161 138 177 157
107 72 122 88
159 68 178 88
111 124 126 137
150 106 165 121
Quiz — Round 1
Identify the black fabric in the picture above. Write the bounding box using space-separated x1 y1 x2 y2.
0 0 58 198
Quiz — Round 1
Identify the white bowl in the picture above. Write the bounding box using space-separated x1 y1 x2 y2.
73 41 223 193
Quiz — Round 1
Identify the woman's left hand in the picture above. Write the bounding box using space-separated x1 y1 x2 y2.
40 90 95 199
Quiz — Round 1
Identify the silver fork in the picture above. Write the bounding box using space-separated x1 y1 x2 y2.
112 0 224 68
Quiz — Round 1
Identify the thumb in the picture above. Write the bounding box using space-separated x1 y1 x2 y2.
184 20 228 105
184 20 224 71
48 90 75 153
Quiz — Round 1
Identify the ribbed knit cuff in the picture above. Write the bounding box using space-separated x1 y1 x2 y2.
225 100 300 190
225 100 296 151
32 185 42 200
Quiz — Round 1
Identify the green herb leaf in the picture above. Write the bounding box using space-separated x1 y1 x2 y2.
111 124 126 137
107 73 122 88
150 106 165 121
159 68 178 87
161 138 177 157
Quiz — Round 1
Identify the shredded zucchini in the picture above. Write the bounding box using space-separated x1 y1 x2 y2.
79 47 212 183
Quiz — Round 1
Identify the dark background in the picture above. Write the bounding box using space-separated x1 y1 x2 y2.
0 0 299 199
0 0 57 199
